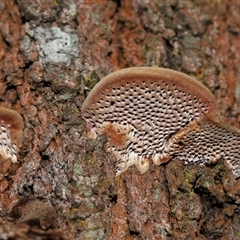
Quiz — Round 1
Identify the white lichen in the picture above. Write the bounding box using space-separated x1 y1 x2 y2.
34 26 78 65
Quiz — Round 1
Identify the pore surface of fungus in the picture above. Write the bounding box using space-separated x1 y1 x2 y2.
81 67 240 179
0 107 24 163
167 118 240 178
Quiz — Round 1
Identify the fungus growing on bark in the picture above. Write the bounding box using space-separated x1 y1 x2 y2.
167 118 240 178
81 67 240 179
0 107 24 163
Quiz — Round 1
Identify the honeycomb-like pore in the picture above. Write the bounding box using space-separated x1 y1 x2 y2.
81 67 217 175
0 107 24 163
166 118 240 179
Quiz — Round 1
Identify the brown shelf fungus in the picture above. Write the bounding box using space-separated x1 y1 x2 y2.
81 67 240 179
0 107 24 163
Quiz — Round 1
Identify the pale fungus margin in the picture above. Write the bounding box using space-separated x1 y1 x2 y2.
0 107 24 163
81 67 240 179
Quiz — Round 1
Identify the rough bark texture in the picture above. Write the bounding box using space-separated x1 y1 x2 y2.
0 0 240 239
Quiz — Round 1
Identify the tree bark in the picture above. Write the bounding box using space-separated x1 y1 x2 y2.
0 0 240 239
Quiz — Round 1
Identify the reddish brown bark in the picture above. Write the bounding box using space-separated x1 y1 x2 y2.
0 0 240 239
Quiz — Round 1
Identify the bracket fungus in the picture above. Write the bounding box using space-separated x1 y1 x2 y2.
81 67 240 179
0 107 24 163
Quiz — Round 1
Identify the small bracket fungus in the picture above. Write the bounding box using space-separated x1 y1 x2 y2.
81 67 240 179
0 107 24 163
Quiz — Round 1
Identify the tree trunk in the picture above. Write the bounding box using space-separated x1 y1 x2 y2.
0 0 240 239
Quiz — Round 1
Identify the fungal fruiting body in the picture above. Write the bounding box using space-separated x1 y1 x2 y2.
167 118 240 178
81 67 240 179
0 107 24 163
